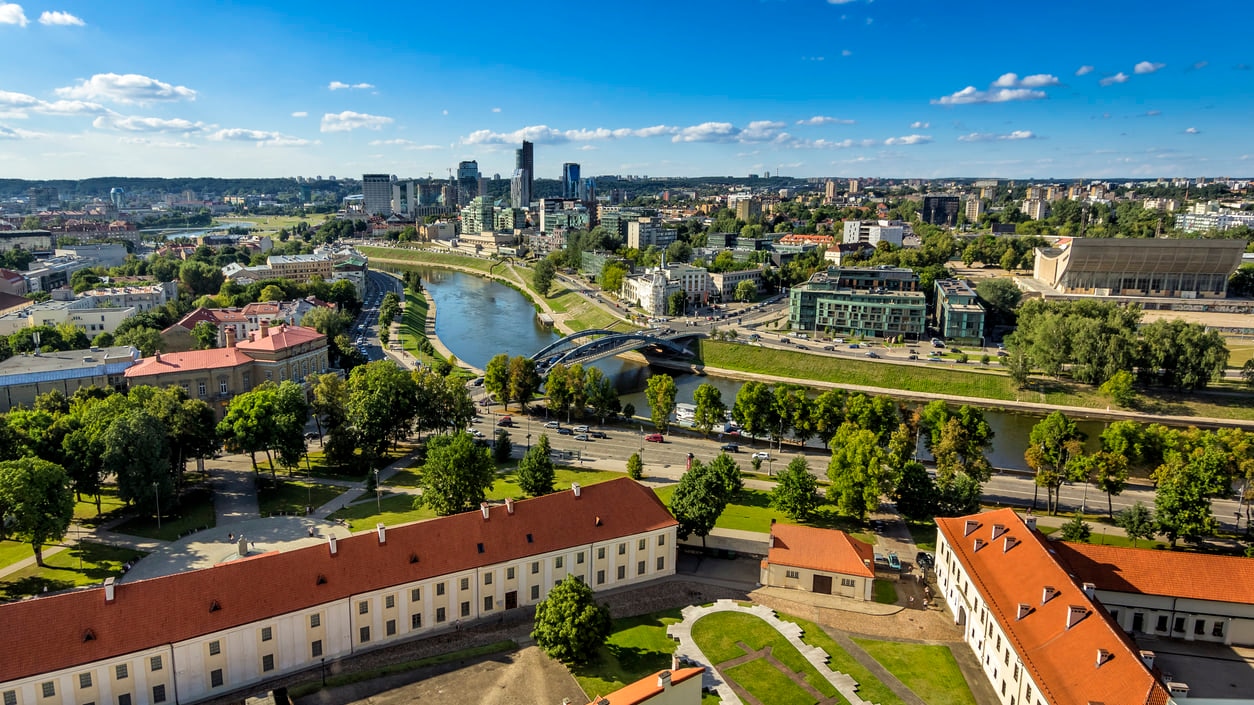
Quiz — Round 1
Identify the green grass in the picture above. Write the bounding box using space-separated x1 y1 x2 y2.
908 522 937 551
691 611 837 700
1036 525 1169 550
260 444 419 479
330 492 435 531
653 486 873 541
288 640 517 699
398 289 452 370
776 615 905 705
873 580 899 605
73 485 128 524
360 245 500 275
111 489 215 541
256 479 347 516
0 542 147 602
218 214 330 234
0 540 36 571
572 609 686 700
724 659 824 705
851 639 978 705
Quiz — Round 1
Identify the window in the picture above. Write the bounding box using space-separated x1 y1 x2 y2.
841 578 856 587
657 556 665 571
638 560 646 575
1174 617 1186 633
618 543 626 555
150 656 162 672
311 640 323 658
1214 622 1225 637
639 539 646 551
118 694 131 705
658 535 665 546
359 626 370 643
436 582 446 596
386 619 396 637
209 640 221 656
436 607 447 623
484 573 493 585
41 683 55 698
597 570 606 585
460 601 471 617
411 588 421 602
1195 620 1207 635
358 600 369 615
506 567 515 580
152 685 166 704
80 673 93 689
385 595 395 609
261 626 272 642
210 670 223 688
1025 685 1033 702
483 596 493 612
555 557 564 569
460 577 469 591
310 614 321 629
198 383 206 398
617 565 626 580
786 570 800 579
531 561 540 574
5 691 16 705
597 547 606 560
531 585 540 600
411 613 422 630
116 664 129 680
576 551 585 564
262 654 274 672
219 380 228 394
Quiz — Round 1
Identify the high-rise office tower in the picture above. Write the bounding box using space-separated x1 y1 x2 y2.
362 174 393 215
511 169 531 209
456 161 479 208
562 163 581 199
515 141 534 204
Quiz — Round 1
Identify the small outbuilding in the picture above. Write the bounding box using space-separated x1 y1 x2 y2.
760 523 875 600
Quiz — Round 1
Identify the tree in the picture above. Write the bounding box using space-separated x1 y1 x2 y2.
936 473 983 516
894 461 938 521
486 354 511 405
770 456 820 522
191 320 218 349
1116 502 1156 547
302 306 353 341
533 258 556 297
734 279 757 302
1087 451 1129 519
346 362 420 467
545 363 572 420
1153 451 1220 546
493 429 513 463
1099 370 1136 407
309 371 350 434
179 260 224 296
732 381 776 445
0 457 74 565
920 402 994 483
414 432 496 516
115 326 163 356
102 409 171 515
1243 359 1254 387
670 458 732 546
666 290 687 317
826 423 888 520
691 383 726 437
531 574 612 664
567 363 588 418
1059 513 1092 543
811 389 846 446
600 262 628 295
626 452 643 480
1024 411 1083 514
507 356 541 411
584 367 621 424
645 374 677 432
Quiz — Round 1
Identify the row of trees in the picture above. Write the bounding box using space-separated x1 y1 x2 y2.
544 363 621 423
484 354 542 411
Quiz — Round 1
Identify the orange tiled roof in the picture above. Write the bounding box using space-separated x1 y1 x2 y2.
236 323 324 352
0 478 677 683
937 509 1169 705
768 524 874 578
586 668 704 705
1052 541 1254 605
124 348 253 378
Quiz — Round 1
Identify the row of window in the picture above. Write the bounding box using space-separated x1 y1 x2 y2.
21 684 166 704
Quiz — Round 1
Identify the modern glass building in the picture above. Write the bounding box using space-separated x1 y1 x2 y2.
789 267 926 340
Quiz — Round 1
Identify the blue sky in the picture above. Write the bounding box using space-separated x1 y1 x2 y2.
1 0 1251 180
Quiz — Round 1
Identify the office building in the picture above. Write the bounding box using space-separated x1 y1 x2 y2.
965 198 985 222
627 217 675 250
921 196 960 227
934 279 986 344
510 169 530 209
0 230 54 255
621 263 709 316
823 180 837 202
562 162 581 199
109 188 125 210
456 161 480 207
361 174 392 216
848 179 860 194
26 187 59 210
0 346 140 412
1032 238 1244 299
708 268 763 300
516 141 534 203
841 220 904 247
735 199 761 222
460 197 494 235
788 267 926 339
1022 198 1049 221
390 181 416 217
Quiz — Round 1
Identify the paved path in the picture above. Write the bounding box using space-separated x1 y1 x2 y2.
212 456 261 525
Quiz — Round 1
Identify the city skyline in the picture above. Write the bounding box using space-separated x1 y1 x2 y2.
1 0 1252 180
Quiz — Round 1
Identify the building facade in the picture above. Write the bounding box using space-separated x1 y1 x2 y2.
1032 237 1244 299
0 346 140 412
361 174 392 216
921 196 960 227
708 268 763 300
264 254 334 282
760 524 874 600
789 267 926 339
842 220 905 247
0 480 677 705
627 217 675 250
934 279 986 344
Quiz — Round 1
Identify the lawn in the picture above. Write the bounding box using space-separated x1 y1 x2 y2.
724 659 821 705
908 522 937 551
691 611 838 700
572 609 688 702
398 289 449 370
776 615 905 705
653 486 874 542
360 246 499 275
1036 525 1169 550
0 540 35 572
330 492 434 532
873 580 899 605
111 489 216 541
0 542 147 602
73 485 128 524
852 639 978 705
260 444 419 480
257 479 347 516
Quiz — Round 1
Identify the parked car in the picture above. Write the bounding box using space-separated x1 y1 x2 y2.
573 425 589 433
543 421 561 429
916 551 935 570
751 451 770 460
645 433 665 443
574 434 590 441
887 552 901 570
304 432 319 440
720 443 740 452
931 339 946 348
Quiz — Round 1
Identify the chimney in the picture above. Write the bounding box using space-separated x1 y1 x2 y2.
991 524 1007 540
225 327 236 348
1042 586 1058 605
657 671 672 689
1024 516 1037 530
572 482 582 497
376 523 386 544
1081 582 1096 599
1066 605 1088 630
1139 650 1155 670
481 502 490 519
769 532 776 548
672 653 680 671
973 538 986 552
505 497 514 514
963 519 979 536
1096 649 1113 668
260 321 270 338
1016 603 1032 620
155 352 162 362
104 577 116 603
328 535 338 555
1003 536 1019 553
1167 682 1190 699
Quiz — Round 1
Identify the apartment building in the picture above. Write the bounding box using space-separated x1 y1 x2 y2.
934 279 986 344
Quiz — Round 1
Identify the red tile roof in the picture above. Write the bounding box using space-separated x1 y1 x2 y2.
0 478 676 683
1052 541 1254 605
236 323 324 352
586 668 704 705
124 348 253 378
936 509 1169 705
767 524 874 578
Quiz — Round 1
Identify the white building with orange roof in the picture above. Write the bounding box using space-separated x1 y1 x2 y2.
760 523 875 600
585 663 705 705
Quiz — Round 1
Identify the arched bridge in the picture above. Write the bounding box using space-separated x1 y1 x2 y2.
531 328 701 370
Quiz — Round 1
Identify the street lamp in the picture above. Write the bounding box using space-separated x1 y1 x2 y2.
374 468 381 514
153 482 161 530
768 457 774 477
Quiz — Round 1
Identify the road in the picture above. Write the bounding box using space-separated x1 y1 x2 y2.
349 270 406 363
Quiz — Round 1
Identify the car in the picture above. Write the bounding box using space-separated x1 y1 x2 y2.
751 451 770 460
795 345 807 350
916 551 935 569
848 343 861 349
304 432 319 440
590 431 607 439
997 349 1009 357
543 421 561 429
557 427 574 435
874 553 890 566
469 428 484 438
822 345 835 351
865 351 879 359
887 552 901 570
720 443 740 452
908 352 918 360
573 425 589 433
645 433 665 443
931 339 946 348
833 338 845 344
471 377 484 387
497 416 513 426
574 434 590 441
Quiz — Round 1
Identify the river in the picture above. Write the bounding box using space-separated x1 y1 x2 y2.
381 263 1106 471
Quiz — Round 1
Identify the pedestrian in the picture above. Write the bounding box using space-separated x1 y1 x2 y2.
909 595 915 607
228 532 234 542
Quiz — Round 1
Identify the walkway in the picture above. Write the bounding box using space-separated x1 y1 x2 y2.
212 457 261 525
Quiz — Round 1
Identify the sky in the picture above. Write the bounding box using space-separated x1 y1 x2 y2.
1 0 1252 181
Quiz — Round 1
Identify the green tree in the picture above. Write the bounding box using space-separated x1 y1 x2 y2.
566 363 587 419
493 429 513 463
507 356 541 411
669 458 733 546
600 262 628 294
626 451 643 480
1086 450 1129 519
531 574 612 664
770 456 820 522
1099 370 1136 407
115 326 163 356
691 383 726 437
936 473 983 516
179 260 224 296
102 409 171 515
545 363 572 420
1024 411 1083 514
1116 502 1156 547
532 258 556 297
191 320 218 350
1153 451 1221 546
1059 513 1092 542
734 279 757 302
893 461 938 521
0 457 74 565
826 423 888 520
811 389 847 446
414 432 496 516
517 435 555 496
666 290 687 317
308 371 350 435
1243 359 1254 387
645 373 677 433
732 381 776 445
584 367 621 424
484 353 510 404
302 306 353 341
347 361 420 467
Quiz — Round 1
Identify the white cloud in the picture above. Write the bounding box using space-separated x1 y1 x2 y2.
0 123 41 139
804 138 878 149
933 86 1047 105
56 73 196 104
884 134 932 145
578 144 596 151
208 128 313 146
841 49 852 57
1075 65 1095 76
319 110 393 132
442 109 448 116
38 10 83 26
1134 61 1165 74
957 130 1036 142
368 138 441 150
826 0 857 3
328 81 374 91
1191 61 1208 70
462 120 800 147
992 72 1060 88
491 107 501 113
1185 127 1200 134
36 99 108 115
1099 72 1129 86
910 121 930 129
291 111 308 118
0 2 27 26
0 89 40 108
119 137 195 149
796 115 855 126
93 115 208 133
672 122 737 143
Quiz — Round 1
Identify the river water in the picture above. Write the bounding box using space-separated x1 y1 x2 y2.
382 263 1105 471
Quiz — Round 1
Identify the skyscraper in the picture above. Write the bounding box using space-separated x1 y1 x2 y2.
362 174 393 215
456 161 479 208
511 168 531 209
515 141 534 204
562 163 581 199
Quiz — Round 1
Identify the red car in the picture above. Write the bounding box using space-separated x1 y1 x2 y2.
644 433 664 443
